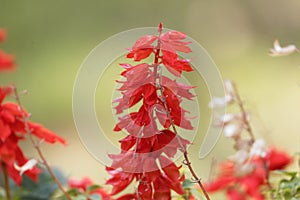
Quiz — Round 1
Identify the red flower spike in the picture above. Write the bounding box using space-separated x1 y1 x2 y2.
0 85 67 185
107 23 196 199
0 29 6 42
0 50 15 71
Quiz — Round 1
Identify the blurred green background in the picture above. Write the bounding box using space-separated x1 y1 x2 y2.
1 0 300 196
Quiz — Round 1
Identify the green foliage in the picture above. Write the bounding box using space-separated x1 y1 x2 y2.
275 170 300 199
180 179 206 200
0 166 66 200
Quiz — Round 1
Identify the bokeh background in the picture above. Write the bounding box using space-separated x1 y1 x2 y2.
1 0 300 197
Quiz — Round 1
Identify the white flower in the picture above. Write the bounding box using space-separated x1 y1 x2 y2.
213 113 236 126
224 79 234 95
250 139 267 158
223 123 242 138
14 159 38 175
209 95 233 108
229 149 249 164
269 39 298 57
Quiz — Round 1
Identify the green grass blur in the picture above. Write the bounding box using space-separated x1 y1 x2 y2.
1 0 300 197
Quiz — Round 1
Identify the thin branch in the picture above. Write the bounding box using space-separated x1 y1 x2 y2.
12 86 72 200
232 82 255 143
1 162 11 200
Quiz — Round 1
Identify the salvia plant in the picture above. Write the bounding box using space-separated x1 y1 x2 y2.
0 25 300 200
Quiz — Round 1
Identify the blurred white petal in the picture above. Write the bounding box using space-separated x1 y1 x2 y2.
209 95 233 108
14 159 38 175
229 149 249 164
224 79 234 95
250 139 267 158
223 124 242 138
269 39 298 56
214 113 236 127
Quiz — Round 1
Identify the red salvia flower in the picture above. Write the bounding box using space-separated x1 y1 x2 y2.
205 147 292 200
0 29 15 71
68 177 112 200
0 29 6 42
106 23 195 199
0 86 66 185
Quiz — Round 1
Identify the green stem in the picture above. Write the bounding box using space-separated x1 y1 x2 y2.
12 86 72 200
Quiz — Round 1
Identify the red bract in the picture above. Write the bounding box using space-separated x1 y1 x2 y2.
68 177 112 200
0 29 6 42
0 86 66 185
205 148 292 200
0 29 15 71
126 35 157 61
107 23 195 199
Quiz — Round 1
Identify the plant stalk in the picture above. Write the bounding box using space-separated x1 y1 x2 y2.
1 162 11 200
12 86 72 200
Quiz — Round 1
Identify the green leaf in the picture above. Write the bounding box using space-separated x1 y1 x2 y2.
86 185 101 193
20 166 67 200
276 170 298 178
182 179 193 189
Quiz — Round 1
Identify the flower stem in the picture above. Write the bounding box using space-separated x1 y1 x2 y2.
232 82 255 143
1 162 11 200
12 86 72 200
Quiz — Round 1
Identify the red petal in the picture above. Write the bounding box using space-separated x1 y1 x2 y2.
159 156 181 182
106 168 135 195
116 194 137 200
28 122 67 145
226 188 245 200
138 179 153 199
132 35 157 49
0 50 15 71
0 118 11 140
0 29 6 42
266 148 292 170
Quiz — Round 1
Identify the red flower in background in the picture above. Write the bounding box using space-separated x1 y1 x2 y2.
0 29 66 185
0 29 6 42
0 28 15 71
205 148 292 200
68 177 112 200
106 23 196 199
0 86 66 185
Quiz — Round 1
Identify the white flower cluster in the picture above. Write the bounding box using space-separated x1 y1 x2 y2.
209 80 267 174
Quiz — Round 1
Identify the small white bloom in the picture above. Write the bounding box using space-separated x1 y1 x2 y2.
214 113 236 127
223 123 242 138
269 39 298 57
250 139 267 158
229 149 249 164
14 159 38 175
209 95 233 108
221 114 235 124
224 79 234 95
